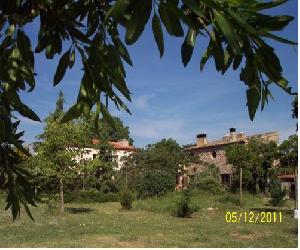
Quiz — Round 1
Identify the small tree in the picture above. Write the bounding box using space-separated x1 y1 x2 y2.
270 177 286 207
173 190 194 218
120 186 133 210
36 92 84 213
92 140 118 193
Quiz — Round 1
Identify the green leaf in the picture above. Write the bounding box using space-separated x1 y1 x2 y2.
226 9 257 35
15 103 41 122
247 86 260 121
53 49 71 86
214 11 241 55
4 88 41 122
152 14 164 58
200 46 212 71
69 49 75 69
45 44 55 59
182 0 207 19
17 30 34 67
106 0 132 22
181 29 196 67
125 0 152 45
222 49 233 74
211 31 224 72
253 0 288 11
260 32 297 45
5 24 15 36
167 1 199 31
232 54 242 70
158 2 184 37
67 27 90 44
100 103 116 130
114 38 133 66
22 202 35 221
35 30 48 53
256 15 294 31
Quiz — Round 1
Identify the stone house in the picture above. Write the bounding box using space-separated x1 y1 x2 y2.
177 128 279 190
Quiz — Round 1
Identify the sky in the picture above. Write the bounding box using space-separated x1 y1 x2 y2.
19 1 298 148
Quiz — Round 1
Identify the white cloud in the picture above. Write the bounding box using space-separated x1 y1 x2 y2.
133 94 155 109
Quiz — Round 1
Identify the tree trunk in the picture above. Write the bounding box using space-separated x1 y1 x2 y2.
59 176 64 213
240 168 243 207
295 167 298 215
82 172 85 191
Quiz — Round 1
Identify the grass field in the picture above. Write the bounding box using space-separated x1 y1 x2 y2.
0 191 297 247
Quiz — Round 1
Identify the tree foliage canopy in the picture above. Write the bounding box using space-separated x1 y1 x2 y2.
119 138 187 197
225 138 279 193
278 134 298 168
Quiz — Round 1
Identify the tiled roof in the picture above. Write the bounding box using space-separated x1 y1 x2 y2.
92 139 137 151
184 139 246 151
278 175 295 179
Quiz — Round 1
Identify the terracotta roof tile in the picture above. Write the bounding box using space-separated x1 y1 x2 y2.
278 175 295 179
92 139 138 151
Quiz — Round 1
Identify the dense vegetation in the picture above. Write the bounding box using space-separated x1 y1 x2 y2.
119 138 190 198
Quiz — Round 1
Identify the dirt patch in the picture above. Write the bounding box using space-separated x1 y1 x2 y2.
231 232 263 240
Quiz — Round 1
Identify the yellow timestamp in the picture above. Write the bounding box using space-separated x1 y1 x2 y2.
225 211 282 223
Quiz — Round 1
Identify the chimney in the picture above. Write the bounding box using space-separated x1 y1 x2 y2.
229 128 237 141
196 134 207 147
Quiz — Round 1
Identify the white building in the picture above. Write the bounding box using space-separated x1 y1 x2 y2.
76 139 137 170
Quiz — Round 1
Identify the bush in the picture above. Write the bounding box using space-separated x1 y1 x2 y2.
270 178 286 206
64 189 119 203
136 170 174 199
189 164 223 194
41 196 59 214
120 187 133 210
172 190 194 218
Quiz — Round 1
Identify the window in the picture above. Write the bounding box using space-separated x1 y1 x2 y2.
93 154 97 159
212 151 217 158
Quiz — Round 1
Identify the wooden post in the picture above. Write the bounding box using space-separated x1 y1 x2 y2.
59 176 64 213
295 167 298 214
82 172 85 191
239 168 243 207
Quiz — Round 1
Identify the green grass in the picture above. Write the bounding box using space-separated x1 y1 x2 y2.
0 191 297 247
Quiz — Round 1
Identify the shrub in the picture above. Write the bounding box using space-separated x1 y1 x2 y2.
270 178 286 206
41 196 59 214
64 189 119 203
189 164 223 194
120 187 133 210
172 190 194 218
136 170 174 199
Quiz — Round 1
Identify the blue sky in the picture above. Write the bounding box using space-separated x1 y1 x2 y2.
19 1 298 148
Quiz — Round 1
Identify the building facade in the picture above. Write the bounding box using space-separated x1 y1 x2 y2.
179 128 279 189
75 139 138 170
